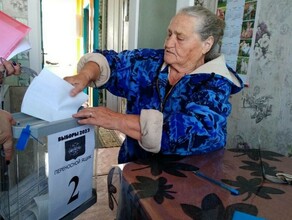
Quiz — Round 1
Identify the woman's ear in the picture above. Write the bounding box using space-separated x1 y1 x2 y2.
202 36 214 54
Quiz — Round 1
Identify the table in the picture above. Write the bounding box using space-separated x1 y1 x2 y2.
108 148 292 220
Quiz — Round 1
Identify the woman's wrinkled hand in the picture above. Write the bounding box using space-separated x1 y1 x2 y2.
64 61 100 97
63 73 90 97
72 106 119 130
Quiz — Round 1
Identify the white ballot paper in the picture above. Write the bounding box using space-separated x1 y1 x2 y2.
21 68 88 122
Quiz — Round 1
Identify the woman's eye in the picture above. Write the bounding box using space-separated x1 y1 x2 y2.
176 34 184 41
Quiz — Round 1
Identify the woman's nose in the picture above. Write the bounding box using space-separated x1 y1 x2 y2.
165 36 175 48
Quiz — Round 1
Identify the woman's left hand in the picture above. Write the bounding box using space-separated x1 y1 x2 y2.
73 106 142 141
72 106 120 130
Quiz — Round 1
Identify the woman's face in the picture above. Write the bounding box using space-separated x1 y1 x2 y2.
164 14 210 72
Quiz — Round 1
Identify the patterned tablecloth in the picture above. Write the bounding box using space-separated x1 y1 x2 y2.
108 148 292 220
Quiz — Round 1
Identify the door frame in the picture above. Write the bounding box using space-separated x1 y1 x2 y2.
27 0 42 73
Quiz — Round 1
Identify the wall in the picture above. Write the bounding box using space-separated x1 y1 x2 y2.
226 0 292 156
137 0 177 49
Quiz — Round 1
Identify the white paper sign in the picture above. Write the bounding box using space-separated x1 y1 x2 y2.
47 125 95 220
21 68 88 122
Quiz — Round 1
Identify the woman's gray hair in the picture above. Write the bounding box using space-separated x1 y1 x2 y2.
178 6 225 62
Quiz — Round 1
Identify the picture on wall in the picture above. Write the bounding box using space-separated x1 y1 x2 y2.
236 0 257 77
217 0 259 85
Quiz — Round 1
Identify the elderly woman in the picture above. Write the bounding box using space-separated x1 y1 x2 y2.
0 57 21 162
64 6 243 163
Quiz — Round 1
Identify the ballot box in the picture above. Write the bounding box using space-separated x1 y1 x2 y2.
0 113 97 220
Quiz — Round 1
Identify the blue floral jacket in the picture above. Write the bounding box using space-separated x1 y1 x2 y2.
96 49 243 163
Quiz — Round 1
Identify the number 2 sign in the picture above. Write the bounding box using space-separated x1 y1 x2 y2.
47 125 95 220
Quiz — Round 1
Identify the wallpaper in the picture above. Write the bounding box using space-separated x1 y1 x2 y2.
226 0 292 157
0 0 27 20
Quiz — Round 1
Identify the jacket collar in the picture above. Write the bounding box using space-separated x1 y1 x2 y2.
191 55 241 87
162 54 241 87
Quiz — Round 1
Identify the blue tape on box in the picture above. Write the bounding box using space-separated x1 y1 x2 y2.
16 125 31 151
232 211 266 220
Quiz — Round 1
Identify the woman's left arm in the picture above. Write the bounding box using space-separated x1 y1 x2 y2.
72 106 142 141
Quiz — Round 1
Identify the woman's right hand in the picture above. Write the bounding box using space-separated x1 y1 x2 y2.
64 61 100 97
64 73 91 97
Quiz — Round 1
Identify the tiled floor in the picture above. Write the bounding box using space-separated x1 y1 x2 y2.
74 130 123 220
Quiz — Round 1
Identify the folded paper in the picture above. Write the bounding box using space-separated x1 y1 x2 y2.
21 68 88 122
